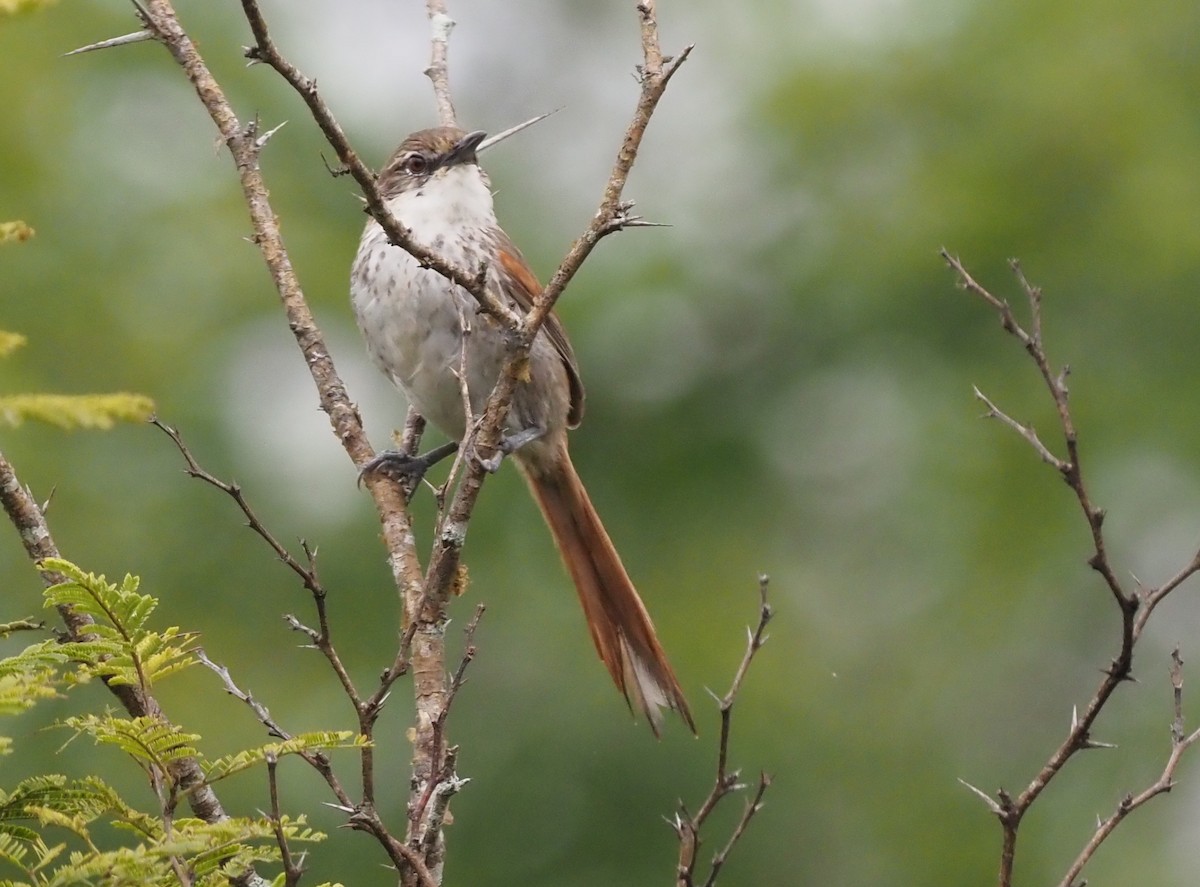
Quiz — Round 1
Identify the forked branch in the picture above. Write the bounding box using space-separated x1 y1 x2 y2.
674 577 773 887
943 253 1200 887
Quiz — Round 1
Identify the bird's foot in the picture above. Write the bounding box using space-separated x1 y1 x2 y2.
358 440 459 486
475 425 546 473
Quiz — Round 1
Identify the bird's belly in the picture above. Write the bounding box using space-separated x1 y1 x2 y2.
351 223 571 447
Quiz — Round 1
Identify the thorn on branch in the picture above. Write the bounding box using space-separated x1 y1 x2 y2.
65 29 156 57
958 778 1005 816
255 120 289 149
1055 364 1072 397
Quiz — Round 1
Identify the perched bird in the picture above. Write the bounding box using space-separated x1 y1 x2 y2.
350 126 693 734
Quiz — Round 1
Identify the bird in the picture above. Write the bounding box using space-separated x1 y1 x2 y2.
350 125 693 735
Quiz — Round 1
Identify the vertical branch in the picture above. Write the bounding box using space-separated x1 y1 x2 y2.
111 1 691 882
401 7 462 881
424 1 457 127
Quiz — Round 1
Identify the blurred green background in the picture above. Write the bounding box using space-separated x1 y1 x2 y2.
5 0 1200 884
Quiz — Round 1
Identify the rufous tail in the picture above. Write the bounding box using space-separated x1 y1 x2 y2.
519 444 694 736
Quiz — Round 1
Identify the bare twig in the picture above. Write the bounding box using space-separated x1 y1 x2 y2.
942 250 1124 609
198 650 358 817
154 417 374 725
528 0 694 332
674 576 773 887
971 386 1067 472
201 645 438 887
943 254 1200 887
266 752 305 887
1055 650 1200 887
424 0 457 126
702 775 770 887
152 418 325 598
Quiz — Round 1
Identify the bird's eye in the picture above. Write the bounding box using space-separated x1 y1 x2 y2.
403 154 430 175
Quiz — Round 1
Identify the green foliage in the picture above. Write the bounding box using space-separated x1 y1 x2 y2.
0 559 363 885
203 733 371 784
0 777 329 887
37 558 197 689
0 672 60 719
57 715 201 773
0 394 156 431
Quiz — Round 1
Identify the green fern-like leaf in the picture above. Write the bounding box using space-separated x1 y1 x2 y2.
57 716 200 772
0 830 30 868
40 560 156 633
170 815 325 880
36 560 196 691
203 732 368 783
0 775 126 830
22 807 90 845
125 627 197 686
0 393 155 430
0 638 85 682
0 670 61 719
84 627 197 689
41 845 173 887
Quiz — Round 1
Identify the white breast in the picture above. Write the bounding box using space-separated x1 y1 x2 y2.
350 165 508 437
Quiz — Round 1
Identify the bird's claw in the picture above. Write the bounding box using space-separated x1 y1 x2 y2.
472 425 546 474
358 441 458 487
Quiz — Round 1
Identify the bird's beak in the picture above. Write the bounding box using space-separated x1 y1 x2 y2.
442 130 487 167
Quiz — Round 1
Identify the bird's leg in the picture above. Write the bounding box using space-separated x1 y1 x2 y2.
476 424 546 473
358 440 459 486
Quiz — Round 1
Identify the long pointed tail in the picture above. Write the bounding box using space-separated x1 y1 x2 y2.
518 443 694 735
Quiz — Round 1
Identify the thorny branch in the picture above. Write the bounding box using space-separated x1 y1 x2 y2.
161 414 464 883
674 577 773 887
228 0 691 859
199 649 440 887
942 252 1200 887
68 0 693 882
1055 649 1200 887
97 2 447 880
